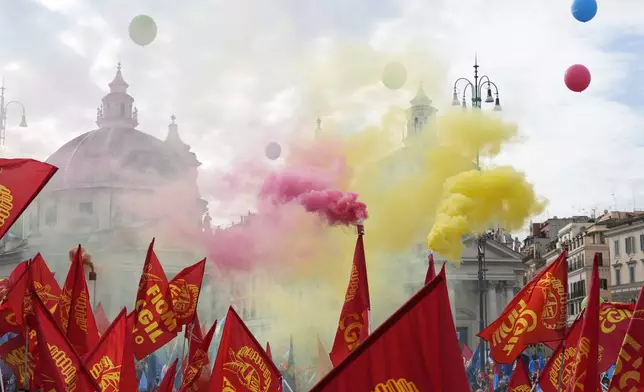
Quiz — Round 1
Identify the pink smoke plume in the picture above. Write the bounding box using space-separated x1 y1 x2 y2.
259 171 368 226
299 189 367 225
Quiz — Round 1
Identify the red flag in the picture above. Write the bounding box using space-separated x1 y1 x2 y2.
597 302 633 372
462 343 473 363
179 320 217 391
266 341 272 360
209 306 283 391
508 358 531 391
0 158 57 238
566 253 601 392
311 268 470 392
158 359 179 392
168 258 206 329
29 253 61 313
58 245 100 356
478 250 568 364
329 230 371 366
425 253 436 284
32 289 100 391
94 302 110 335
0 333 35 388
84 308 138 392
609 284 644 391
0 303 21 334
181 317 204 374
132 238 177 360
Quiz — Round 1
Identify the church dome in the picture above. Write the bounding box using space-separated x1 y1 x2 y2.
45 127 185 190
43 64 195 191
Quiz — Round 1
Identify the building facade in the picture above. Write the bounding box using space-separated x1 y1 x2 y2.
605 213 644 302
0 65 222 322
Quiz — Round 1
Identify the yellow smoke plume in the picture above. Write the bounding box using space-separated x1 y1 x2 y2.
427 167 546 261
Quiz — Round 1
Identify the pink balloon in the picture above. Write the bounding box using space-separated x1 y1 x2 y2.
565 64 591 92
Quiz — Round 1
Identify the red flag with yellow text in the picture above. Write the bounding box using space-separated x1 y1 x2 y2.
0 333 35 388
310 268 469 392
57 245 100 356
84 308 137 392
32 290 100 391
609 279 644 392
209 306 283 391
0 303 21 334
132 238 177 360
0 158 57 239
181 315 204 374
478 250 568 364
94 302 110 335
329 228 370 366
28 254 61 313
158 358 179 392
508 357 531 392
180 320 217 391
168 258 206 329
565 252 601 392
425 253 436 284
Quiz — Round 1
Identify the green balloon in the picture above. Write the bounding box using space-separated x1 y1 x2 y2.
129 15 157 47
581 295 605 309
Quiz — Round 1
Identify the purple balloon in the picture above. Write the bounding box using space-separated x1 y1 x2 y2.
265 142 281 160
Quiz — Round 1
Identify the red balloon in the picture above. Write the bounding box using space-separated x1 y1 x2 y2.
565 64 591 92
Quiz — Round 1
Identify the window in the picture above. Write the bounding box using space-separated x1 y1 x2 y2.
597 253 603 266
79 202 93 214
640 234 644 251
615 269 621 286
600 279 608 290
569 303 575 316
614 240 620 256
630 265 636 284
626 237 636 254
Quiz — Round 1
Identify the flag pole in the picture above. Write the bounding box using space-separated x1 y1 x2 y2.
283 378 296 392
357 219 371 334
23 258 31 391
557 245 569 392
0 363 5 392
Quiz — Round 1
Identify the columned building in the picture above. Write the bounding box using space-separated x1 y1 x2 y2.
0 64 222 322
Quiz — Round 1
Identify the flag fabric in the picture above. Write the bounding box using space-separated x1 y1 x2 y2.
316 336 333 380
538 316 583 392
32 290 100 391
0 304 21 334
566 253 601 392
310 268 469 392
609 279 644 391
266 341 273 361
168 258 206 330
0 158 57 239
329 229 370 366
462 343 473 364
507 357 531 391
27 253 61 313
179 320 217 391
478 250 568 364
424 253 436 284
209 306 283 391
0 333 34 388
596 302 633 372
94 302 110 335
83 308 137 391
158 358 178 392
57 245 100 356
132 239 177 360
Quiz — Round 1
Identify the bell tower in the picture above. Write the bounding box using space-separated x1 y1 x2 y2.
405 83 437 143
96 63 139 129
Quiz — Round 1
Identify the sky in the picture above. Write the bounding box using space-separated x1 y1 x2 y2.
2 0 644 234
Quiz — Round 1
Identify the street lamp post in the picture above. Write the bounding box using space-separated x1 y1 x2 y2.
0 80 28 156
450 56 502 375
